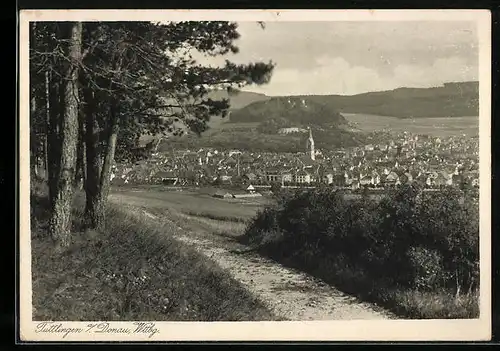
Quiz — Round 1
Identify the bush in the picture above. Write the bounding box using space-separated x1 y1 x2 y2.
242 183 479 318
407 246 445 291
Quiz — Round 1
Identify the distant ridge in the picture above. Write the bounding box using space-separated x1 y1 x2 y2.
206 90 270 110
223 81 479 119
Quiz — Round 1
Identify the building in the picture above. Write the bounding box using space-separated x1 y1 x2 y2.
383 171 400 187
307 127 315 161
295 169 312 184
154 171 179 185
213 190 233 199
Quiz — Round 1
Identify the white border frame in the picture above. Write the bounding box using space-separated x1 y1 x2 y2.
19 9 492 342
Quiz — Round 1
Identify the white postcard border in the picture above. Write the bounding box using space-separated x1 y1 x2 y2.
18 9 492 342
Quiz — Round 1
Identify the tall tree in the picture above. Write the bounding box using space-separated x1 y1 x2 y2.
47 22 83 247
78 21 274 229
30 22 65 207
29 21 274 235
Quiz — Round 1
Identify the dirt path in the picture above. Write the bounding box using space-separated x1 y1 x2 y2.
110 192 395 321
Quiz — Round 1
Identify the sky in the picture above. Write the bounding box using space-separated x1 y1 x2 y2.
194 21 479 96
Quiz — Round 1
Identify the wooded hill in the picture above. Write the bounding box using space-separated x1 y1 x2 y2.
228 96 348 126
224 81 479 121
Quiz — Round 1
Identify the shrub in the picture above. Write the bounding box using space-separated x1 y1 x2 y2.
242 183 479 318
407 246 445 291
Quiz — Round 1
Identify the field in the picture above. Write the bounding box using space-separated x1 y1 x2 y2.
208 113 479 138
343 113 479 137
112 186 272 223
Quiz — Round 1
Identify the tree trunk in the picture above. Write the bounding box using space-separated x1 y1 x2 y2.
44 70 50 178
80 115 87 187
85 101 120 230
29 21 39 181
30 85 38 180
75 107 86 189
47 70 61 208
99 103 119 201
83 85 103 229
48 22 82 248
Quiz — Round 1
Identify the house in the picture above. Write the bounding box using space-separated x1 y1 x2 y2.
295 169 312 184
281 171 294 184
359 174 372 187
344 172 353 186
434 171 452 187
265 168 281 183
154 171 179 185
217 174 233 184
265 167 294 184
242 172 257 182
371 171 381 187
233 192 262 199
472 178 479 187
323 173 334 185
383 171 400 187
246 184 256 194
297 156 318 169
213 190 233 199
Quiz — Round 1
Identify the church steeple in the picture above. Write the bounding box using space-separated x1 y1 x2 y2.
307 127 315 161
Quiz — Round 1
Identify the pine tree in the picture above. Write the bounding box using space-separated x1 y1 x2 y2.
30 21 275 236
46 22 83 247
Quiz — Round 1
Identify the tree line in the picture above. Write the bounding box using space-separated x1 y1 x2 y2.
29 21 274 248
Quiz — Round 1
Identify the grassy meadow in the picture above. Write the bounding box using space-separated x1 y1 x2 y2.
112 187 270 222
343 113 479 137
208 113 479 138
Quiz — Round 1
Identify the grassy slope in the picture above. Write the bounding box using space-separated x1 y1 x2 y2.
30 183 275 321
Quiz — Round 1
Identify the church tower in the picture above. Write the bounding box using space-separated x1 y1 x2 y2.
307 127 315 161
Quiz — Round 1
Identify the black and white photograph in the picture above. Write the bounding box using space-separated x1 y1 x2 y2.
19 10 491 342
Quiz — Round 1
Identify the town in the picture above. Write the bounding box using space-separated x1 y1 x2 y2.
111 128 479 193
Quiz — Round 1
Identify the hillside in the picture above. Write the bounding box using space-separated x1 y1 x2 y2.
229 96 348 126
161 122 364 153
227 81 478 120
141 81 478 153
295 81 479 118
206 90 270 110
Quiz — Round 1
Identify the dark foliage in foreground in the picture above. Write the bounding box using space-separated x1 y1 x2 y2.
31 182 275 321
242 184 479 319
